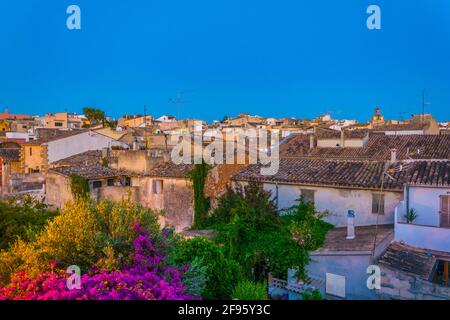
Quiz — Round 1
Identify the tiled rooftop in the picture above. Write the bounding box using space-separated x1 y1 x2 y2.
52 150 102 167
377 242 439 280
0 148 20 161
26 128 87 145
312 224 394 253
50 165 127 180
280 134 450 160
233 158 406 191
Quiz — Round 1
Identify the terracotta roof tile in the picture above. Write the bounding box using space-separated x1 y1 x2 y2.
50 165 127 180
0 148 20 161
378 242 438 279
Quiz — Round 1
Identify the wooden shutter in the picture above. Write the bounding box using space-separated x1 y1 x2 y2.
441 195 450 213
440 195 450 228
372 193 385 215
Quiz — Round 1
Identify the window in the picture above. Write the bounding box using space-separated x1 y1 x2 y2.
29 147 32 156
92 181 102 189
152 179 163 194
55 122 63 127
107 179 114 187
301 189 315 204
372 193 385 215
326 273 346 298
440 195 450 228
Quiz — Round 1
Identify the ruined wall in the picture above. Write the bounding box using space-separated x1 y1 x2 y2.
45 172 72 209
132 176 194 232
379 267 450 300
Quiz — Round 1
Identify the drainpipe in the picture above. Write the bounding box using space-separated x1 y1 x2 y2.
405 185 410 213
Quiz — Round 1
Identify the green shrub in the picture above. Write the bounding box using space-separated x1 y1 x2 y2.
302 289 323 300
168 237 242 300
0 196 57 250
232 280 269 300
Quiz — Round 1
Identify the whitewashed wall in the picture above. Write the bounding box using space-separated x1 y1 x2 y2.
407 186 450 227
47 131 128 163
263 182 402 227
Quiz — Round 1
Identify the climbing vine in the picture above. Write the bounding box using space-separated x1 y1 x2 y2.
70 175 90 198
189 162 210 229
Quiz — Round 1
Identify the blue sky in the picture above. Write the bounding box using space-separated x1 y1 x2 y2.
0 0 449 122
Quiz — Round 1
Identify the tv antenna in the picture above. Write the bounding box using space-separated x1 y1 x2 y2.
169 91 192 119
421 89 431 124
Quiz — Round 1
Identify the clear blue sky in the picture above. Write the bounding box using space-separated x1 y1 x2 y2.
0 0 449 122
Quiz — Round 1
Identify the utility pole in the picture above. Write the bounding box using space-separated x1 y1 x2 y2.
144 105 148 150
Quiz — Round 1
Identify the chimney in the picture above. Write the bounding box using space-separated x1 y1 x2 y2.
390 148 397 164
309 135 314 149
346 210 355 240
340 130 345 148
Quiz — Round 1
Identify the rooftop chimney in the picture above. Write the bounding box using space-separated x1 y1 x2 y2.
390 148 397 164
346 210 355 240
309 135 314 149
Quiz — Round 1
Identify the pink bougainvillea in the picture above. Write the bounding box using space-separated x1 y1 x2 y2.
0 226 193 300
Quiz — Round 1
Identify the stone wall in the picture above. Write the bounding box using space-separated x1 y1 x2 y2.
131 176 194 232
8 173 45 194
45 172 72 209
95 186 140 204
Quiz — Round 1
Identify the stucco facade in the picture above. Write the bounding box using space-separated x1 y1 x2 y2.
262 182 402 227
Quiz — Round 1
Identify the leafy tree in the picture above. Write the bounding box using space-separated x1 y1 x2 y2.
205 183 331 282
83 107 105 126
0 196 57 250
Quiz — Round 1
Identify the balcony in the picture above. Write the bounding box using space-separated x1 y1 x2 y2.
395 201 450 253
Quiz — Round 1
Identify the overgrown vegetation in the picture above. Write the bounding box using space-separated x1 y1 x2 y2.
70 175 90 198
202 183 332 282
189 162 211 229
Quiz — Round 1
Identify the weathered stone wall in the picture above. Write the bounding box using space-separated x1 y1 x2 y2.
9 173 45 194
45 172 72 209
96 186 140 204
115 150 166 173
379 267 450 300
132 176 194 232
